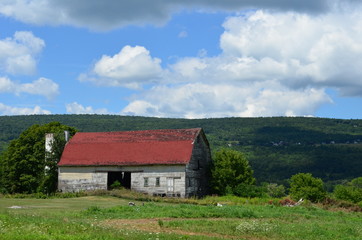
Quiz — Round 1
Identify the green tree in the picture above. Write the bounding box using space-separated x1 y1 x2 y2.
0 122 76 194
211 148 255 195
289 173 326 202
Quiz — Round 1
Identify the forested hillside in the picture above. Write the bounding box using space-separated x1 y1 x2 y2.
1 115 362 187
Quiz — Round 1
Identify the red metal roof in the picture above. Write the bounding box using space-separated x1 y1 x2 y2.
58 128 202 166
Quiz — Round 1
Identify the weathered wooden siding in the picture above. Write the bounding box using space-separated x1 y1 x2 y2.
58 165 186 196
58 167 107 192
185 133 212 197
131 171 186 197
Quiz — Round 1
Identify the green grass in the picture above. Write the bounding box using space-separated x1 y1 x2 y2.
0 195 361 239
84 203 258 219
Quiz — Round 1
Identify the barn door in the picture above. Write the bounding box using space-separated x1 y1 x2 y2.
167 177 174 192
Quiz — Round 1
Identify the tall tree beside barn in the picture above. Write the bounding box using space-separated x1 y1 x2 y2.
211 148 255 195
0 122 77 194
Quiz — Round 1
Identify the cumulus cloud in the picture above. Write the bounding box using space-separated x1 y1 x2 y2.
0 103 51 115
19 78 59 100
121 83 331 118
168 10 362 91
0 31 45 75
0 76 59 99
66 102 109 114
79 45 163 89
0 0 360 30
121 9 362 118
219 10 362 94
0 76 16 92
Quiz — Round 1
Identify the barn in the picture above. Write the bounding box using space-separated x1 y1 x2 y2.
57 128 212 197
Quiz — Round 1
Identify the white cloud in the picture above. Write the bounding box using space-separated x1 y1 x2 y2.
122 9 362 118
0 76 59 99
1 0 360 30
79 45 163 89
121 83 331 118
0 76 16 92
0 103 51 115
219 10 362 94
0 31 45 75
66 102 109 114
19 77 59 100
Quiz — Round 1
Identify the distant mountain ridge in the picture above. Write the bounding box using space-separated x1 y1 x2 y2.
1 114 362 186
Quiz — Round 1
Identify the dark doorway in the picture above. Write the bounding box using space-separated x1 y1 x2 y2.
107 171 131 189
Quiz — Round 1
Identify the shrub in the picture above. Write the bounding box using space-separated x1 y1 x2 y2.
233 184 267 198
110 180 123 190
266 183 286 198
289 173 326 203
158 219 164 228
333 177 362 204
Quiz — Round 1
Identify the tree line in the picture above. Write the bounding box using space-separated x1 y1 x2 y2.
1 115 362 185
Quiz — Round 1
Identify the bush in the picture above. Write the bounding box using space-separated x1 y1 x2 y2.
233 184 267 198
266 183 286 198
333 177 362 204
289 173 326 203
110 180 123 190
0 187 8 195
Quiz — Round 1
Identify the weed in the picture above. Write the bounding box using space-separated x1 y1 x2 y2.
158 219 164 228
236 219 277 233
86 206 101 213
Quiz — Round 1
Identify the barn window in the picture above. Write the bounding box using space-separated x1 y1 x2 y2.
155 177 160 187
144 177 149 187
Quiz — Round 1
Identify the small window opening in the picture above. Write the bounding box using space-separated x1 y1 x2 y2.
156 177 160 187
144 177 149 187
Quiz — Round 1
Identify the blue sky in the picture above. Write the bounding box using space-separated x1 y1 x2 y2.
1 0 362 119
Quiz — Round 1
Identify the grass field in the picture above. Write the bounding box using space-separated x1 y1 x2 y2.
0 195 361 240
